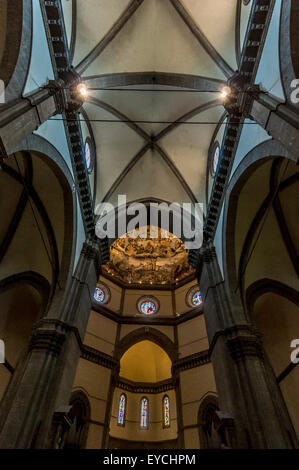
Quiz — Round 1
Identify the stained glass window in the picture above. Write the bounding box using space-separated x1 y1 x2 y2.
163 396 170 428
85 140 91 170
186 285 203 308
140 301 157 315
212 145 220 175
94 287 105 303
192 290 202 307
209 141 221 177
84 137 95 173
93 283 111 305
118 394 126 426
140 397 148 428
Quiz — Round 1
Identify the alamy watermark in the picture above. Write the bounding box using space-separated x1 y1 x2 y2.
290 79 299 104
0 79 5 104
290 339 299 364
0 340 4 364
95 196 204 249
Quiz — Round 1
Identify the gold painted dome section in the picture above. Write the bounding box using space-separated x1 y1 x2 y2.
102 226 194 286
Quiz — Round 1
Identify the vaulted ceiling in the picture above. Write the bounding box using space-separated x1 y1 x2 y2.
62 0 252 212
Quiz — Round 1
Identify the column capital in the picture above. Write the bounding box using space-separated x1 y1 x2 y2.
210 324 264 361
29 328 66 357
224 72 262 117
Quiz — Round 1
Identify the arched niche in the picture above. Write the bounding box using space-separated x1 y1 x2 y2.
116 327 177 364
198 395 220 449
119 340 172 383
223 139 298 313
109 329 178 448
0 271 50 401
64 390 91 449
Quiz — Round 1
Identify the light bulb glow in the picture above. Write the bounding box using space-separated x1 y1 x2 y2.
77 84 88 97
220 86 231 99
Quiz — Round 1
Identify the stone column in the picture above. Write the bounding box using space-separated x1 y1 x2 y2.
0 239 100 449
0 78 83 158
199 243 298 449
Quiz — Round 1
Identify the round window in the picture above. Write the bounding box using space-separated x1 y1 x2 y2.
93 283 110 305
137 296 160 315
186 285 203 308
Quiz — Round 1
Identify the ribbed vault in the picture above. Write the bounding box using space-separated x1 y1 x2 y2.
61 0 253 211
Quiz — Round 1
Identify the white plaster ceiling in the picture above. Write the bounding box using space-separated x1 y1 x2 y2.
62 0 253 211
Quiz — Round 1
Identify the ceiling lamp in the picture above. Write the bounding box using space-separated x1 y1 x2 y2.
77 83 88 98
220 86 231 100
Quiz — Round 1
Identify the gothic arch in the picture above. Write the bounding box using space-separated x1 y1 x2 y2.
197 395 219 449
0 271 51 316
222 138 296 309
116 327 177 363
64 390 91 449
246 279 299 315
8 133 78 288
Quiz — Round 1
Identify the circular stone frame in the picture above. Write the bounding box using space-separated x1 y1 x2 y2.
136 296 160 316
186 285 203 309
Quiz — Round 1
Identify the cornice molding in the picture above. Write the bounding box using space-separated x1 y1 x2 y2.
114 377 176 394
91 303 203 326
172 349 210 374
100 271 196 291
81 344 119 370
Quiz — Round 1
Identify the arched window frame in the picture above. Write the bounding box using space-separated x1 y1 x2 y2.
117 393 127 427
140 396 149 429
162 395 170 429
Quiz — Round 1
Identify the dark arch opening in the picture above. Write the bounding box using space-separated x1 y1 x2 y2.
64 390 91 449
